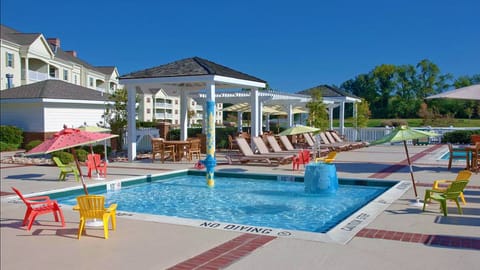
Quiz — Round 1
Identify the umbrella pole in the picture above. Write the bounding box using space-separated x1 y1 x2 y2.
403 141 422 206
71 148 89 195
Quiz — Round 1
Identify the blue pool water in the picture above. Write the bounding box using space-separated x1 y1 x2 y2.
57 175 389 233
440 151 470 160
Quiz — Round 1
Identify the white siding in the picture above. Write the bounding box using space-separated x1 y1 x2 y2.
44 103 106 132
0 45 21 90
0 102 45 132
28 38 53 59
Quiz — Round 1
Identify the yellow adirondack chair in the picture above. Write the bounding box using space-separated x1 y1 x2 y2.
423 180 469 216
76 195 117 239
431 170 472 205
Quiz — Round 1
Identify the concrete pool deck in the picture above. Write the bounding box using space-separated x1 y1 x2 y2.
1 144 479 269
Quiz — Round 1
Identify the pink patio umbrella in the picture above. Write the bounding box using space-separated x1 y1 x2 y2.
26 126 118 194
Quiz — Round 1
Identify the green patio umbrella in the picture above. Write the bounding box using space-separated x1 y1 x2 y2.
371 126 439 205
278 125 320 136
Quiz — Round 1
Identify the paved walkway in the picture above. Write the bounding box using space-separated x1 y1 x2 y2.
1 144 479 269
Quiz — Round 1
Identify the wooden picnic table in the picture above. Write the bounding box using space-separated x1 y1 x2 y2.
164 140 190 161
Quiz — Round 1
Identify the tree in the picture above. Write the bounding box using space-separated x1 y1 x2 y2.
104 88 128 151
305 89 328 130
356 99 371 128
371 64 397 117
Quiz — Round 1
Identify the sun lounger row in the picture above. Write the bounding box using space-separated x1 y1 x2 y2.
225 137 294 166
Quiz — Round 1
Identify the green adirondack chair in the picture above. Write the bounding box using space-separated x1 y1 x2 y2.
52 157 80 181
422 180 469 216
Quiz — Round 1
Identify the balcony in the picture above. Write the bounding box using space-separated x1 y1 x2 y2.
155 103 173 109
155 113 174 119
25 70 49 82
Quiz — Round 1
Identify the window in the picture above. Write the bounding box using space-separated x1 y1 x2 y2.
6 53 14 67
74 75 78 84
175 110 178 114
146 109 151 114
63 70 68 81
146 98 151 103
175 100 178 105
49 66 57 78
89 77 94 87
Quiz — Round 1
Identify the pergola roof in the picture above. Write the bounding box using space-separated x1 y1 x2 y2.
120 56 266 85
298 84 361 103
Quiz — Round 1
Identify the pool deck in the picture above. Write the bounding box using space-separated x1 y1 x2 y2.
1 144 479 269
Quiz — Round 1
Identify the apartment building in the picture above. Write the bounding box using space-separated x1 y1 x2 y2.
138 88 223 126
0 24 119 93
1 24 217 127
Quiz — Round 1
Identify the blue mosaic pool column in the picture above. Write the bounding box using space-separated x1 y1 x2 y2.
204 100 216 187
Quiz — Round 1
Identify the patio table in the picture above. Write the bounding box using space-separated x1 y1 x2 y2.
164 140 190 161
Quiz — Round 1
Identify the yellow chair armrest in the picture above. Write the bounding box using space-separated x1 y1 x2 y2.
432 180 452 189
106 204 118 212
73 205 80 211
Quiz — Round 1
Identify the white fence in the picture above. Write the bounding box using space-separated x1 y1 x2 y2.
334 127 480 144
123 126 480 152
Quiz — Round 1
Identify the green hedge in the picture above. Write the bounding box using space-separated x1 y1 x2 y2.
442 130 480 144
24 140 43 151
51 151 74 164
0 141 18 152
0 125 23 148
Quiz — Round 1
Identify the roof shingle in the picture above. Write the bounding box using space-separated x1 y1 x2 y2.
0 80 109 101
120 57 266 83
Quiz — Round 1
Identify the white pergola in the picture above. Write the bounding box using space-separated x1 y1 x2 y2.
191 90 322 137
119 57 266 161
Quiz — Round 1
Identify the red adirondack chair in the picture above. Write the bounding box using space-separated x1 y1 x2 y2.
86 153 107 178
11 187 65 231
293 149 311 171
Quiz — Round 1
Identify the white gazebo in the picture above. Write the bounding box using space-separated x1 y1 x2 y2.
119 57 267 171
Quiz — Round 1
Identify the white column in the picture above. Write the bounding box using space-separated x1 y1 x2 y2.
250 88 259 141
24 57 29 84
340 101 345 135
353 102 358 141
287 104 293 127
180 90 188 140
265 113 270 131
127 85 137 161
258 101 264 134
329 106 334 130
237 111 243 133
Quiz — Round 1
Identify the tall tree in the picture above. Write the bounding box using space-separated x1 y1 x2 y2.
371 64 396 117
104 88 128 150
305 89 328 130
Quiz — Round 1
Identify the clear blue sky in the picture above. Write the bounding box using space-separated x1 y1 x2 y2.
2 0 479 92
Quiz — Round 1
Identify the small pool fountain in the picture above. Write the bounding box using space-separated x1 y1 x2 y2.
304 162 339 194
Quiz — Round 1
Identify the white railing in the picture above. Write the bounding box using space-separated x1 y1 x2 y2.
155 103 173 108
334 127 480 144
155 113 173 119
27 70 49 81
123 126 480 151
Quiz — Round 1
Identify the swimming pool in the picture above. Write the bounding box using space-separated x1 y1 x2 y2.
49 171 409 243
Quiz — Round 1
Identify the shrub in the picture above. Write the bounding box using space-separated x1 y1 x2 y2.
379 119 408 127
442 130 480 144
75 148 88 162
0 141 18 152
24 140 43 151
51 151 74 164
0 125 23 146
